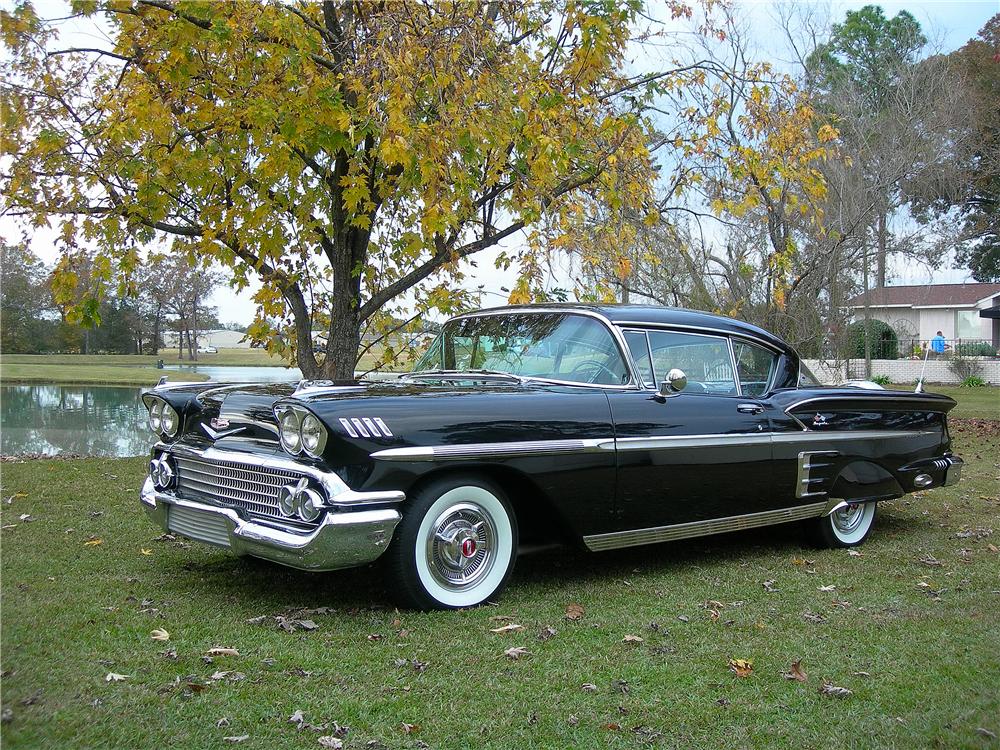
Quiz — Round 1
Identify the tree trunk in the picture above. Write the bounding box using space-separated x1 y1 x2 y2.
321 309 360 380
152 306 162 355
862 242 872 379
876 208 887 289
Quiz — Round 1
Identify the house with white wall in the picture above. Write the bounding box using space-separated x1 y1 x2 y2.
847 283 1000 347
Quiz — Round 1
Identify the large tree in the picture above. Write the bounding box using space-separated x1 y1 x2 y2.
2 0 670 378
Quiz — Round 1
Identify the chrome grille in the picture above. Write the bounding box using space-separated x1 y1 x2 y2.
173 455 319 529
168 504 231 547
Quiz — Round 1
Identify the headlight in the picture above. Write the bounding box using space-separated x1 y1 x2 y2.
148 401 162 433
160 403 179 437
300 413 326 456
279 410 301 453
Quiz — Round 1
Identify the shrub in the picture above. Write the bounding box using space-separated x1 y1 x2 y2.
955 342 996 357
847 320 898 360
948 355 984 382
870 375 893 385
960 375 986 388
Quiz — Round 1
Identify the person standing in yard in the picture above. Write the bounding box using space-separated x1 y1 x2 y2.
931 331 949 356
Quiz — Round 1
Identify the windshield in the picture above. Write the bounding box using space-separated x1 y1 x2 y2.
413 312 631 386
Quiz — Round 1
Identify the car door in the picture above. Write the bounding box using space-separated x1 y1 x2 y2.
606 328 774 530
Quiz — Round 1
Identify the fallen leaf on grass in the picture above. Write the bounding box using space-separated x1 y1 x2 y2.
366 633 383 641
565 603 585 621
223 736 249 743
217 718 230 727
976 728 997 739
818 584 837 592
567 715 580 726
490 623 524 634
728 659 753 678
400 722 420 734
819 681 853 698
150 628 170 641
791 557 814 566
918 554 942 567
848 549 863 557
622 634 644 644
762 580 778 593
84 538 103 547
318 738 343 749
289 710 307 726
140 549 153 556
18 514 34 522
104 673 128 682
581 683 598 692
206 647 239 657
781 659 807 682
504 646 530 660
538 626 557 641
677 615 689 623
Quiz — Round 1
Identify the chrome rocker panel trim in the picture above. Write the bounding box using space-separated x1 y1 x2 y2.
583 501 829 552
159 442 405 506
140 478 401 572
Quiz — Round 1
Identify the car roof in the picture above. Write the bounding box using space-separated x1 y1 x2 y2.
465 303 791 352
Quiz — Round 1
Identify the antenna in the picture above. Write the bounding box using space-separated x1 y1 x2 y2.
915 346 930 393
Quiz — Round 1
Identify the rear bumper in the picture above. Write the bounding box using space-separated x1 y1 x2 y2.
899 454 964 490
140 478 401 571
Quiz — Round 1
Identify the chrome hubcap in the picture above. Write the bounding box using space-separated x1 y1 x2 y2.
426 502 497 590
832 502 865 533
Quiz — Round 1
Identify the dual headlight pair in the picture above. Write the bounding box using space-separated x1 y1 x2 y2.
275 405 327 457
145 395 180 438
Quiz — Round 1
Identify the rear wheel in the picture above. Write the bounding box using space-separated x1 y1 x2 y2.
811 502 877 547
387 475 517 610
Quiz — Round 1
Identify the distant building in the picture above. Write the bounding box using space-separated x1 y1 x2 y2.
847 283 1000 347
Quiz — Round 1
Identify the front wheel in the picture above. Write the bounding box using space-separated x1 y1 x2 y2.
810 502 878 547
386 476 517 610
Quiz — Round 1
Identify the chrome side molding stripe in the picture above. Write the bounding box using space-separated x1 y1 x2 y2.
371 439 607 462
582 501 829 552
370 430 935 461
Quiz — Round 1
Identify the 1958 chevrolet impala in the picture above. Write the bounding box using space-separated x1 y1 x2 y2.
139 305 963 609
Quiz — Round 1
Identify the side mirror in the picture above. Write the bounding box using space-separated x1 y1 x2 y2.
657 368 687 397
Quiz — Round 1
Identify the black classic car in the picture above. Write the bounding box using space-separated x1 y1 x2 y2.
140 305 963 609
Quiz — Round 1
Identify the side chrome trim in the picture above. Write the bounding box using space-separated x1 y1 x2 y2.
612 320 784 354
784 395 953 416
370 429 937 461
583 501 829 551
613 433 770 450
796 450 839 498
371 439 608 462
772 429 936 443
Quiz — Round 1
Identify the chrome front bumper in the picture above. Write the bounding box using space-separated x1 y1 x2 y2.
140 478 401 571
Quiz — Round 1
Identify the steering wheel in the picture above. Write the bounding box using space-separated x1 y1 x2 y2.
569 359 621 384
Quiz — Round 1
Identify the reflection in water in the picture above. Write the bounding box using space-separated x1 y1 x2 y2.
163 365 301 383
1 385 153 457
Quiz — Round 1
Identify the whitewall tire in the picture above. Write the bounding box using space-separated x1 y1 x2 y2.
812 502 877 547
387 476 517 610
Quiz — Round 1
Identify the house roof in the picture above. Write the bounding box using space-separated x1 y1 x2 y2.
847 283 1000 309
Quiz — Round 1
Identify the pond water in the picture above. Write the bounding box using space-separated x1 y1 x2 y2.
1 365 303 457
1 385 152 457
162 364 302 382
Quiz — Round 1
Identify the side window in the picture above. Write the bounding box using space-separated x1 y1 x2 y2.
623 330 655 388
733 340 777 397
647 331 737 395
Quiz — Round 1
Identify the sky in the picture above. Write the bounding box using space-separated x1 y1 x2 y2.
3 0 997 325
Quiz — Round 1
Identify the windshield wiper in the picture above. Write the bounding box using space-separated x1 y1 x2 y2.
399 369 526 384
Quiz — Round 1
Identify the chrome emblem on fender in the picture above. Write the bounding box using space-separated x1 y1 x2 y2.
812 413 828 427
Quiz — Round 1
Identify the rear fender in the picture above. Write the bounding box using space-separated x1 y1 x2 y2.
830 460 903 502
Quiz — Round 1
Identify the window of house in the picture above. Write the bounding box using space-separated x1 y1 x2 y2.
956 310 980 339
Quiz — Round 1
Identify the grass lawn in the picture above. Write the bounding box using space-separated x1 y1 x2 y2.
0 363 209 387
1 420 998 747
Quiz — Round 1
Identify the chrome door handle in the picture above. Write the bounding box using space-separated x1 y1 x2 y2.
737 403 764 415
